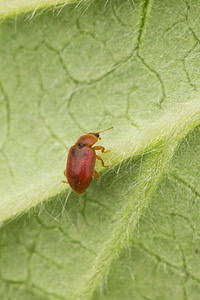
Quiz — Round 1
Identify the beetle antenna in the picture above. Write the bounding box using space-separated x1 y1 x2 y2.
97 126 113 134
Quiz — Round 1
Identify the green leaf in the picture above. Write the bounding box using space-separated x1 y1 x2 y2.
0 0 76 19
1 0 200 299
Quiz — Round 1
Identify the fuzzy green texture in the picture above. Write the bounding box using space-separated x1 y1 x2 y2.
1 0 200 299
0 0 76 18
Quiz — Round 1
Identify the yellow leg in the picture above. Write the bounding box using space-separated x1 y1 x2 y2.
62 180 69 184
62 170 68 184
96 155 111 168
93 170 99 180
93 146 110 153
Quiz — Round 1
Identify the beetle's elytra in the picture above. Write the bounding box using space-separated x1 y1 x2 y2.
62 127 113 194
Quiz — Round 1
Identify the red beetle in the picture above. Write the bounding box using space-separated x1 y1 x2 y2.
62 127 113 194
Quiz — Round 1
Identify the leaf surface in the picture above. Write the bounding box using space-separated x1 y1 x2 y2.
1 0 200 299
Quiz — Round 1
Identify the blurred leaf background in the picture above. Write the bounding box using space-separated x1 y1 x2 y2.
1 0 200 299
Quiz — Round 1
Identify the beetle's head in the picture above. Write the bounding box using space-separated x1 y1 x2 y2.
87 127 113 144
75 133 99 147
87 132 101 140
75 127 113 147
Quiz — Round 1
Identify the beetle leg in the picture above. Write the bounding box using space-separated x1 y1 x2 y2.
62 170 68 184
93 170 99 180
96 155 111 168
93 146 110 153
62 180 69 184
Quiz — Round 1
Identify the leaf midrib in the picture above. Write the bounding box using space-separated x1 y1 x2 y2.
74 99 200 300
2 100 200 226
0 0 76 19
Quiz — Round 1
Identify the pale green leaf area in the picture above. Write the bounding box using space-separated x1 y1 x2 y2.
1 0 200 299
0 0 77 19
